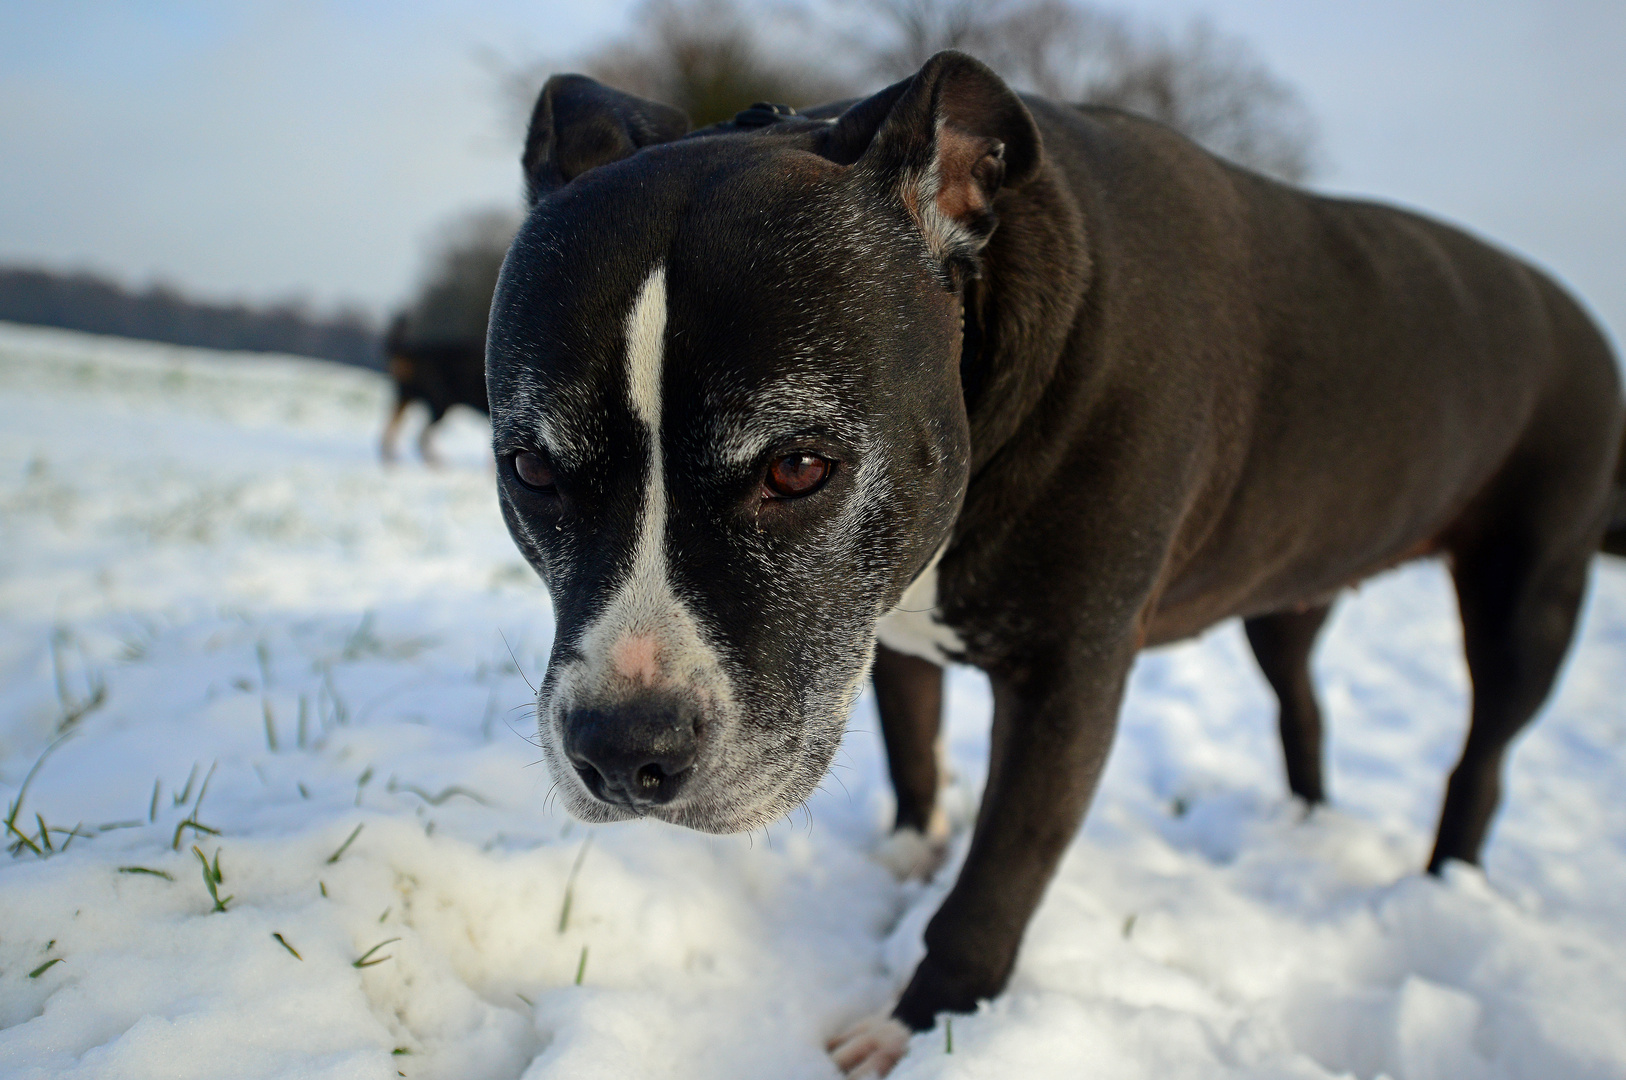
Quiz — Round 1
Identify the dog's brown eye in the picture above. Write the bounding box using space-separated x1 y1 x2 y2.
764 453 831 498
513 451 556 491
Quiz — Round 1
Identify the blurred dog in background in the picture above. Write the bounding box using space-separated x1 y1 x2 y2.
379 313 488 465
379 209 516 464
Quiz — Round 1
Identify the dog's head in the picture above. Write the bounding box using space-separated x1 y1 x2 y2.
488 53 1040 833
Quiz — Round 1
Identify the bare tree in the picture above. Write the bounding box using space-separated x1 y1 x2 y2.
1090 21 1316 184
853 0 1318 182
501 0 858 131
850 0 1121 89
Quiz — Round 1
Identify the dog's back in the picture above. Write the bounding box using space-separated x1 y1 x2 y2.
1016 100 1624 642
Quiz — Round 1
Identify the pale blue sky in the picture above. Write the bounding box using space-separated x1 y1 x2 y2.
2 1 1622 343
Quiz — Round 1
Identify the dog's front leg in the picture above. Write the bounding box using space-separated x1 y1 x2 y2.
872 644 949 880
830 639 1135 1075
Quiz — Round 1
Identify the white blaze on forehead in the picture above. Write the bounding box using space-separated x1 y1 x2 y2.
625 267 666 428
549 265 733 706
618 266 672 677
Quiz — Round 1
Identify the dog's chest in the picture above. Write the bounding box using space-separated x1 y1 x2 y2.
874 549 964 665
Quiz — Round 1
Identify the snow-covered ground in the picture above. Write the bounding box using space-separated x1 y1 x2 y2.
1 320 1623 1080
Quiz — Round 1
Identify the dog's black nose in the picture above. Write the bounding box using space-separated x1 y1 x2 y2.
563 701 699 808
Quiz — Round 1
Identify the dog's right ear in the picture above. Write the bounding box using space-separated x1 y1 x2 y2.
522 75 691 206
819 53 1040 280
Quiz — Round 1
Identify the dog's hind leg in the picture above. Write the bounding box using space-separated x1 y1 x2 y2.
1432 526 1593 872
871 643 948 879
1603 422 1626 556
417 411 445 467
1430 277 1624 872
1244 602 1334 805
380 396 409 463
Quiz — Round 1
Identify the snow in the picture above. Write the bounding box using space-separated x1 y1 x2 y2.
2 320 1624 1080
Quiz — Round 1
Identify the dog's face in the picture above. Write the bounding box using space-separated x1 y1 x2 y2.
487 57 1039 833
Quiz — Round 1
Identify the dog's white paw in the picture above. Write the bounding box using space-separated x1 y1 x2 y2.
873 807 951 881
827 1015 912 1078
873 826 944 881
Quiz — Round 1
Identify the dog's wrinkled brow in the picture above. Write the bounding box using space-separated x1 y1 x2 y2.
498 369 870 477
707 415 870 471
492 374 610 471
703 369 873 469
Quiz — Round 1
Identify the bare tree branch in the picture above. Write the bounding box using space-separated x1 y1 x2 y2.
502 0 860 131
848 0 1318 181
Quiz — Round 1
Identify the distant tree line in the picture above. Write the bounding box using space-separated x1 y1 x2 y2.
0 266 382 369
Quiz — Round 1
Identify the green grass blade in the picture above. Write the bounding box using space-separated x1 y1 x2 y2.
28 957 64 978
557 836 593 934
119 866 174 880
174 762 198 807
271 932 302 960
353 936 400 968
192 845 230 911
326 822 364 864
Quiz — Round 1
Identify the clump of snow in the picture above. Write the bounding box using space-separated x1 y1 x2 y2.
2 320 1624 1079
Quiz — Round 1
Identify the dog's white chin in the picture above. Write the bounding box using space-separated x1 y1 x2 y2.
553 788 793 834
554 787 642 824
546 755 829 835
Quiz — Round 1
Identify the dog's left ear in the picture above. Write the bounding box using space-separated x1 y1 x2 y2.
523 74 691 206
822 51 1041 274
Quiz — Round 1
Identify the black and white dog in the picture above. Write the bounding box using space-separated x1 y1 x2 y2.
487 53 1626 1076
